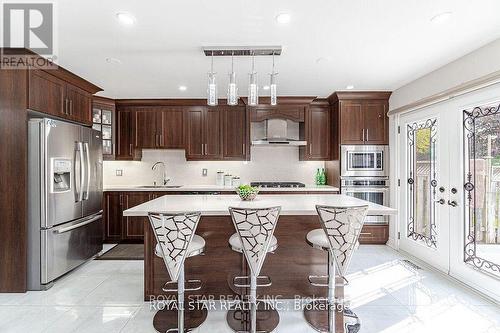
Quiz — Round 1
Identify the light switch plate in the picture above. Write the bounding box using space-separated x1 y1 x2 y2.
116 169 123 176
202 168 208 176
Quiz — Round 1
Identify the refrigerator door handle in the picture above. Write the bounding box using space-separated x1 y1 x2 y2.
54 214 102 234
75 142 84 202
83 142 91 201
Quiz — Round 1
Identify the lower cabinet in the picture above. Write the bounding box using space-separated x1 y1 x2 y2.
104 191 389 244
103 192 151 242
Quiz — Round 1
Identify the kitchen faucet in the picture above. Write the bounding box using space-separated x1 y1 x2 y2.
152 161 169 186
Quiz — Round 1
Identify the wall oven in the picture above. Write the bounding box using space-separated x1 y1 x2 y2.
341 177 389 224
341 145 388 177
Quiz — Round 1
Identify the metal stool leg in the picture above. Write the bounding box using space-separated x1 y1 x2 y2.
327 253 335 333
178 265 185 333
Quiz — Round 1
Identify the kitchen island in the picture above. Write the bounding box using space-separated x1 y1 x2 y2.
123 194 396 301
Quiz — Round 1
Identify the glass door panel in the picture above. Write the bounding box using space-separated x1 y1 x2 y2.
463 103 500 278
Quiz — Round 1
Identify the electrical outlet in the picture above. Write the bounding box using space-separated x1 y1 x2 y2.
116 169 123 176
202 168 208 176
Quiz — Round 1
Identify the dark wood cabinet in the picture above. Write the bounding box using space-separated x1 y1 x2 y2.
300 104 331 160
116 110 141 160
329 92 391 146
135 109 159 148
28 69 66 117
339 102 364 144
122 193 151 240
185 106 222 160
134 107 185 149
363 102 388 144
160 107 184 148
92 97 116 160
28 68 93 125
249 105 305 122
222 106 248 160
104 192 123 242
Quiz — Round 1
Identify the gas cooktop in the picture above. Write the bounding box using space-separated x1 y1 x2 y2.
250 182 306 188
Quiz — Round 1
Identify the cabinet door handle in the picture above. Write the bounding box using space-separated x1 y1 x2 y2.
159 134 163 146
201 143 204 155
243 143 245 154
204 143 208 155
64 99 68 114
362 129 365 141
366 129 369 141
129 144 133 156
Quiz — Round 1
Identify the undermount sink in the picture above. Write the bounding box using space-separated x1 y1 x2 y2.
136 185 183 189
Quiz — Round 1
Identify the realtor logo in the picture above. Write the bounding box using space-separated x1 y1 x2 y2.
3 3 53 54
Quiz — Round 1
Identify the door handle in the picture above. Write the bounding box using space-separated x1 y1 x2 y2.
435 198 445 205
75 142 84 202
83 142 91 200
366 128 369 141
129 144 133 156
447 200 458 207
55 214 102 234
70 99 73 115
362 129 365 142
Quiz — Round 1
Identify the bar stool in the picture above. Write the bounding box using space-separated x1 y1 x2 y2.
304 205 368 333
148 212 207 333
228 231 278 294
226 206 281 333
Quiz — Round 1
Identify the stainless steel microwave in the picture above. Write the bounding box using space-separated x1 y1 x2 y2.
341 145 389 177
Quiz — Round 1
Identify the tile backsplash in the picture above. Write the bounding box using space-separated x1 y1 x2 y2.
103 147 325 186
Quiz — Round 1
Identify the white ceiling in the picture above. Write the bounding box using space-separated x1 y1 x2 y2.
53 0 500 99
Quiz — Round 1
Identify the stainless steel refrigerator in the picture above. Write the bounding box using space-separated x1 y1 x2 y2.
28 118 103 290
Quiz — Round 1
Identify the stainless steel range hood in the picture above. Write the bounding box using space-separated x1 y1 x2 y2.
251 118 307 146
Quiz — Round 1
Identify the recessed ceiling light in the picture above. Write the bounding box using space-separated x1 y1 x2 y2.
346 85 354 90
275 13 291 24
178 85 187 91
430 11 452 24
106 57 122 64
263 85 270 90
116 12 136 25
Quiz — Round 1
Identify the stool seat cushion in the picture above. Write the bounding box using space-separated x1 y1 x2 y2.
306 229 330 251
229 233 278 253
155 234 205 259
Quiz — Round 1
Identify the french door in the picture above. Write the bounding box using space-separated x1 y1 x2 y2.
399 103 453 273
397 83 500 301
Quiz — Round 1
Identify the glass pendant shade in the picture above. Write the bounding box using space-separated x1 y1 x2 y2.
270 72 278 106
207 72 218 106
248 72 259 106
227 72 238 106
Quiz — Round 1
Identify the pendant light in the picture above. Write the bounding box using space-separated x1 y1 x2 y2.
207 51 218 106
227 52 238 106
270 52 278 106
248 52 259 106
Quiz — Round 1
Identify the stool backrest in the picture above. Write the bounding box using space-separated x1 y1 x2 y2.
229 206 281 277
148 212 201 282
315 205 368 276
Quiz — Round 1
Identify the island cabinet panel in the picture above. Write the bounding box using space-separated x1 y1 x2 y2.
222 106 247 160
300 104 331 160
184 106 222 160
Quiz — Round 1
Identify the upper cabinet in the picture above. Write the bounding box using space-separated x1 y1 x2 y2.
184 106 222 160
300 101 331 160
222 106 248 160
28 67 101 125
92 97 115 160
330 92 391 146
133 107 185 149
116 109 141 160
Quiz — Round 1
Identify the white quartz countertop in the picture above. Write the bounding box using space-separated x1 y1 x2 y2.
122 194 396 216
104 184 339 192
